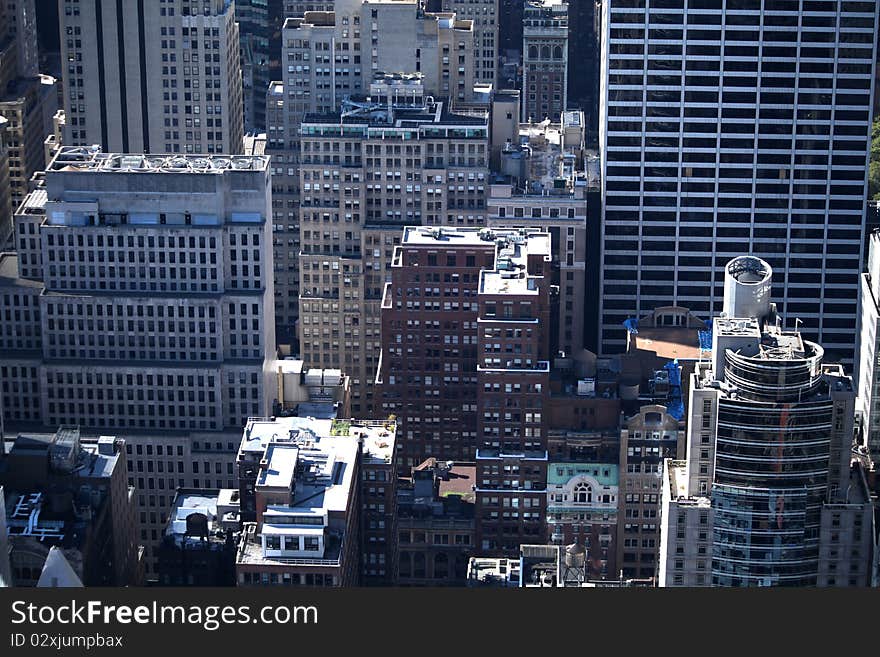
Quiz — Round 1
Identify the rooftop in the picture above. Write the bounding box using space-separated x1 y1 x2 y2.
548 463 618 487
1 430 121 481
303 97 487 130
633 328 702 360
239 415 396 470
480 231 551 297
437 465 476 501
467 557 520 587
166 490 220 537
666 460 711 507
401 225 496 247
257 443 300 490
49 147 270 174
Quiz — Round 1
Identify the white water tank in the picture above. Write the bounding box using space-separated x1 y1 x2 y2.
723 256 772 321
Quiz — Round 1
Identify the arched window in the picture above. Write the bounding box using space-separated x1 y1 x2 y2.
574 482 592 504
553 46 563 59
529 45 538 59
540 45 551 60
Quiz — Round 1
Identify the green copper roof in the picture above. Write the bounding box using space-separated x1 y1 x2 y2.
548 463 618 487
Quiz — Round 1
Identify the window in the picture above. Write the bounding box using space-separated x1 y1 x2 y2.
574 482 592 504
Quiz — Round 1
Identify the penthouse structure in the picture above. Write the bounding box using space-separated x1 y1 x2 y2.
299 89 489 414
1 146 276 576
660 256 874 587
488 110 589 355
235 415 397 586
273 358 351 419
267 3 478 342
58 0 244 155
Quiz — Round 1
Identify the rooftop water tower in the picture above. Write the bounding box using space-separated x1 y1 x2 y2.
722 256 772 322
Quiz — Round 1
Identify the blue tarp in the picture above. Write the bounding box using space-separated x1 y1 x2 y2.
663 359 684 420
697 319 713 352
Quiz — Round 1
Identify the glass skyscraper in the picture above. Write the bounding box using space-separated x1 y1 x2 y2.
599 0 878 364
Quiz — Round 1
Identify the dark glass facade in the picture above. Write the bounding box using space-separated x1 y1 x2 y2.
711 344 833 586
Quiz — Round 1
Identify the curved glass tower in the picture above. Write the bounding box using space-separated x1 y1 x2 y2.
712 340 832 586
665 256 860 588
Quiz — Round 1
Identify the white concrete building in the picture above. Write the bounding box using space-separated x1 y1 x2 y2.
658 459 712 587
856 230 880 464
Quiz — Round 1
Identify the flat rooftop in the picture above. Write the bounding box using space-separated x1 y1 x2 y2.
401 225 497 247
257 443 300 489
167 490 220 537
467 557 520 586
239 415 396 475
667 460 711 507
480 232 551 296
437 466 476 502
634 327 703 360
49 147 270 173
399 226 552 296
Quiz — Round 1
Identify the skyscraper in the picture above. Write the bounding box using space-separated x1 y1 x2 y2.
521 0 568 122
267 3 478 344
297 80 489 414
58 0 244 154
2 145 276 575
437 0 499 85
599 0 878 363
238 0 271 132
377 225 554 554
659 256 875 587
487 110 590 356
0 0 58 241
